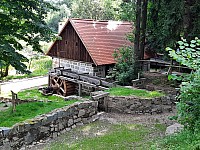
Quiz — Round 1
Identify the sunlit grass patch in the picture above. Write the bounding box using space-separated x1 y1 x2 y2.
18 88 64 102
107 87 164 98
0 100 77 127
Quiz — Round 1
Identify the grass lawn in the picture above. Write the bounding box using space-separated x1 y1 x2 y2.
0 100 78 127
107 87 164 98
18 88 64 102
44 121 166 150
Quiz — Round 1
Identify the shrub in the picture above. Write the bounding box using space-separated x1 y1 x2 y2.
166 37 200 132
111 46 138 85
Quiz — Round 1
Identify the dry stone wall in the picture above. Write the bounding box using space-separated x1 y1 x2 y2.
91 91 176 114
107 95 176 114
0 101 98 150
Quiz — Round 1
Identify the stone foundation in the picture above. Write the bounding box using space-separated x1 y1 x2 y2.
52 58 106 77
0 101 98 150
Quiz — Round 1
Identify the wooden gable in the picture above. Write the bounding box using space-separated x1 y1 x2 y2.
47 22 93 64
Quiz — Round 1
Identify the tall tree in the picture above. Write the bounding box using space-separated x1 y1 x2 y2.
146 0 200 56
140 0 148 60
71 0 122 20
134 0 142 61
0 0 55 77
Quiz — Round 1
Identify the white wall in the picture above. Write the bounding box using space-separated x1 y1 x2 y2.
52 58 106 77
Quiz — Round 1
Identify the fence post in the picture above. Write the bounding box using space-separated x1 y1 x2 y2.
11 90 17 113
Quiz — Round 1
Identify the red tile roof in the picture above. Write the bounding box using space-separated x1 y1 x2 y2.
49 18 133 66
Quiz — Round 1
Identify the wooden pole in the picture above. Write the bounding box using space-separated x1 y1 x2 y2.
78 84 82 96
11 90 16 113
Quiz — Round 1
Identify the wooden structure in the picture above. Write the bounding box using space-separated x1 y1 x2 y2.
11 91 18 112
48 67 115 97
139 58 191 74
47 19 133 77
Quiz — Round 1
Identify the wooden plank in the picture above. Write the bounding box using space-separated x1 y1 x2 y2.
91 92 109 100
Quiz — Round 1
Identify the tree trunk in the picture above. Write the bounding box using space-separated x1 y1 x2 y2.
134 0 142 61
4 65 9 77
183 0 196 40
140 0 148 60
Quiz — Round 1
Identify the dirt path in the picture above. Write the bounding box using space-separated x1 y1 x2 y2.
0 76 48 96
27 111 177 150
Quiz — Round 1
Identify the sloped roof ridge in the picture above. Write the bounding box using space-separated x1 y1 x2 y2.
71 18 132 25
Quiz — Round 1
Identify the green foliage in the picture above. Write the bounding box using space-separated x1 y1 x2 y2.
71 0 122 20
151 130 200 150
0 0 55 76
146 0 200 56
2 56 52 80
147 0 184 55
119 0 135 21
107 87 164 98
46 3 70 32
0 100 77 127
112 46 138 85
166 38 200 131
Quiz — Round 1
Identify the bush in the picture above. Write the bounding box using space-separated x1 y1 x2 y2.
151 130 200 150
166 37 200 132
111 46 138 85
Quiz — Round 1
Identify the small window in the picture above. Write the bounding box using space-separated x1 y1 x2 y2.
65 41 68 44
76 42 78 46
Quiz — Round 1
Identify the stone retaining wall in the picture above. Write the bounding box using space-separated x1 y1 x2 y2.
107 95 176 114
91 91 176 114
0 101 98 150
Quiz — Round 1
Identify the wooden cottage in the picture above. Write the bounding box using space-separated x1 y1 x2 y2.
47 18 133 77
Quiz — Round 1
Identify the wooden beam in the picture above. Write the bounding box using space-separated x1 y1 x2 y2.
78 84 82 96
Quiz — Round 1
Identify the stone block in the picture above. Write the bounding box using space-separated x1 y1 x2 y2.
40 126 49 133
66 128 71 132
71 125 76 129
74 118 81 123
1 127 11 136
89 111 96 116
58 123 64 131
76 122 84 126
162 105 172 112
152 97 161 105
68 119 74 127
82 118 88 124
78 109 86 117
165 123 184 135
12 137 19 142
52 132 57 138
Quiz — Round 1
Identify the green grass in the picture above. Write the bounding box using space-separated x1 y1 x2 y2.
151 130 200 150
18 88 64 102
47 122 152 150
0 100 77 127
107 87 164 98
2 56 52 81
154 123 167 132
